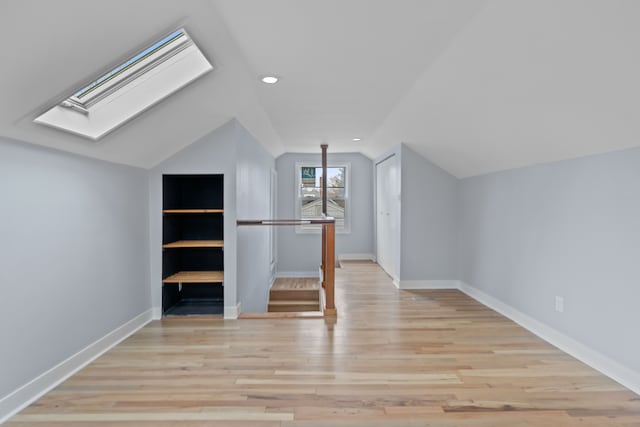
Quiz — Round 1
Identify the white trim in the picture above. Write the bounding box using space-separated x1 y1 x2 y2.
338 253 376 263
393 279 459 290
458 281 640 396
275 271 320 279
0 309 152 424
386 277 640 394
152 306 162 320
224 303 241 320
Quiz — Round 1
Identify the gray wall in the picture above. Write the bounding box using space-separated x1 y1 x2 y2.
458 147 640 373
149 119 275 314
373 144 458 282
0 137 149 399
236 125 275 312
276 152 374 274
400 144 458 280
149 120 238 311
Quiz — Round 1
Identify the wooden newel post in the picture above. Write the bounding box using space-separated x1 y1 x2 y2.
321 226 326 289
319 144 336 316
324 222 336 316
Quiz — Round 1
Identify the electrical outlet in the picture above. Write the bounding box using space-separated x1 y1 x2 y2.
555 296 564 313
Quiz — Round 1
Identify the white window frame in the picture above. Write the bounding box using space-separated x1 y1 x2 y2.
295 162 351 234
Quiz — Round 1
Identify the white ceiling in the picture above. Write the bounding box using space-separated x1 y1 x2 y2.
0 0 283 168
2 0 640 176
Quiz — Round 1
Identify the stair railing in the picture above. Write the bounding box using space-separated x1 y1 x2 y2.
236 218 336 317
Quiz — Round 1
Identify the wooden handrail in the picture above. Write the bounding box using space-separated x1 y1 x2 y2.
236 218 337 317
237 218 336 225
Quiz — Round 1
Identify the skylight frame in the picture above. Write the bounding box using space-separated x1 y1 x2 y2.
73 30 186 100
34 27 213 141
63 29 192 111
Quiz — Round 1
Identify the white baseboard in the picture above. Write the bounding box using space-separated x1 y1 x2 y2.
275 271 319 278
0 309 152 424
389 277 640 394
338 253 376 263
393 279 459 290
152 306 162 320
224 303 241 320
458 281 640 396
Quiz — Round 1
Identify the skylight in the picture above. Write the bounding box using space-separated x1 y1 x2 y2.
35 28 213 140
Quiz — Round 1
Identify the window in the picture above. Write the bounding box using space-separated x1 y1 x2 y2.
295 163 350 233
34 28 212 140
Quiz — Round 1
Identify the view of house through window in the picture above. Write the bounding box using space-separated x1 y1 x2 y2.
297 165 348 231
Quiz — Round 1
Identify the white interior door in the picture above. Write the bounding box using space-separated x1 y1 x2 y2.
376 155 399 279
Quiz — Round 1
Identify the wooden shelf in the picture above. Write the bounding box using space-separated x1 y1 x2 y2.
163 240 223 249
163 209 223 214
163 271 224 284
162 175 224 316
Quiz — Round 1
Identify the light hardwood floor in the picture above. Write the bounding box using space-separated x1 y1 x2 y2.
7 262 640 426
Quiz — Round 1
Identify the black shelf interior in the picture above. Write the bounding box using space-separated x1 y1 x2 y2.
162 174 224 316
163 214 223 243
163 299 224 316
162 284 224 315
162 247 224 278
163 174 223 210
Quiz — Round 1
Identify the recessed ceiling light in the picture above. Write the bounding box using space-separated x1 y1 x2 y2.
260 75 279 84
352 137 361 141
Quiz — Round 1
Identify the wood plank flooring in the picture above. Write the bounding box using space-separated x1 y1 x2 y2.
7 262 640 426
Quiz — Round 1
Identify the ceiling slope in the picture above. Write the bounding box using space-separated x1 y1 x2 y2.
214 0 487 155
369 0 640 177
2 1 639 176
0 0 283 168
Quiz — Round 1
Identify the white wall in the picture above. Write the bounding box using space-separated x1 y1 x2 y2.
236 125 276 312
0 138 149 400
400 144 458 280
373 144 458 284
276 152 374 274
149 119 275 315
149 120 238 313
458 146 640 375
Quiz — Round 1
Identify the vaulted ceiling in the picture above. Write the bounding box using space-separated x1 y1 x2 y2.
1 0 639 177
